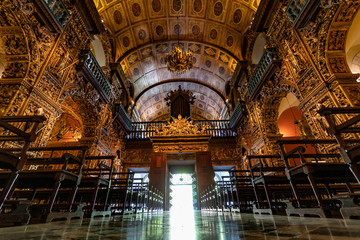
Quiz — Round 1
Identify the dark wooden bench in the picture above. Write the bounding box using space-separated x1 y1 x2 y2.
229 170 255 213
248 155 289 215
1 146 89 223
318 107 360 182
0 115 46 211
278 139 358 218
108 172 134 214
75 155 115 218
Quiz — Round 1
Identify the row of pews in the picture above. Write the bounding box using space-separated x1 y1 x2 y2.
201 107 360 219
0 115 163 226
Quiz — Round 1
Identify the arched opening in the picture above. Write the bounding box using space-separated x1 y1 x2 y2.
0 44 5 78
277 93 317 166
346 9 360 73
91 35 107 67
251 33 266 65
278 93 301 139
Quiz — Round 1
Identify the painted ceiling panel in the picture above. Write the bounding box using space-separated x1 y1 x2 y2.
136 81 224 121
93 0 260 120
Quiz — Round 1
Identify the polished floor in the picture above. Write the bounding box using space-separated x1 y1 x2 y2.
1 211 360 240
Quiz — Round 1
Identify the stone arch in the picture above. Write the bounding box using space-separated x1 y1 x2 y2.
251 33 266 65
259 80 302 154
277 92 302 138
325 1 360 75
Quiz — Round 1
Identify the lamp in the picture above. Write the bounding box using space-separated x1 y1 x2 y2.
165 21 193 74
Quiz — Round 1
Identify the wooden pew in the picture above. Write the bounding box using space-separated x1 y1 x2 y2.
147 186 163 212
278 139 358 218
108 172 134 215
318 107 360 182
229 170 254 213
0 115 46 225
248 155 289 215
0 146 89 223
318 106 360 218
200 186 212 211
129 178 149 213
0 115 46 211
75 155 115 218
218 176 234 212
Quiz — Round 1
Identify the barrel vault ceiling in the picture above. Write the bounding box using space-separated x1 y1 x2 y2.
94 0 260 121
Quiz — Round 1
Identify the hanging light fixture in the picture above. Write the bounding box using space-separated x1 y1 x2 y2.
165 20 193 74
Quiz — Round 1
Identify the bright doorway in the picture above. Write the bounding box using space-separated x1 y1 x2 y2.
169 173 196 240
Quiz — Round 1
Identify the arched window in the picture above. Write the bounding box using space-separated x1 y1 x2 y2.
251 33 266 65
346 9 360 73
277 93 302 138
90 35 107 67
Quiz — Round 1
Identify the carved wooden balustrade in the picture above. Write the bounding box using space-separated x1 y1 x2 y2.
115 104 132 133
247 48 281 99
127 120 235 140
229 101 246 130
32 0 71 33
285 0 320 28
77 50 113 103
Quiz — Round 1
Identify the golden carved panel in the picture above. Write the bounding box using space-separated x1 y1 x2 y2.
147 0 167 18
188 20 204 41
169 0 185 16
207 0 229 23
189 0 206 18
133 23 151 45
116 31 136 55
106 3 129 33
125 0 147 24
151 20 168 41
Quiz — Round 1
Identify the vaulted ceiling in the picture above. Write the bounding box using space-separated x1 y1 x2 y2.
94 0 260 121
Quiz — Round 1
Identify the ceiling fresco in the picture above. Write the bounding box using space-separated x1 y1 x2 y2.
93 0 260 120
137 81 225 121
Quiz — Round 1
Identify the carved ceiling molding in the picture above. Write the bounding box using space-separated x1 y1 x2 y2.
325 1 360 75
134 78 226 104
137 81 225 121
93 0 259 61
119 40 234 120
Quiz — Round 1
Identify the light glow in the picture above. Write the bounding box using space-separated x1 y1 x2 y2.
170 179 196 240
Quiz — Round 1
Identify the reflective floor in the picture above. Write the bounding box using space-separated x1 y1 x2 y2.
1 211 360 239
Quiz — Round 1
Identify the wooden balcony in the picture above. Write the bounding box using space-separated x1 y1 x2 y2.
229 102 246 130
127 120 235 140
76 50 113 103
115 104 132 133
247 48 281 99
32 0 70 33
285 0 320 28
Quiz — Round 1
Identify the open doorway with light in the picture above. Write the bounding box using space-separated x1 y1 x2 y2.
169 173 195 212
168 171 197 240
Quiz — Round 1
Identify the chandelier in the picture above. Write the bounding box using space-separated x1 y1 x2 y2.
164 44 193 74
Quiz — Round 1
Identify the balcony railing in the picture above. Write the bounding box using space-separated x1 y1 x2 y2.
127 120 235 140
33 0 70 33
115 104 132 132
285 0 319 28
247 48 281 99
77 50 113 103
229 102 246 130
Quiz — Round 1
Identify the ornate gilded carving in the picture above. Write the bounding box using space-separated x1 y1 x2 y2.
154 115 206 136
328 56 350 73
328 30 346 51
